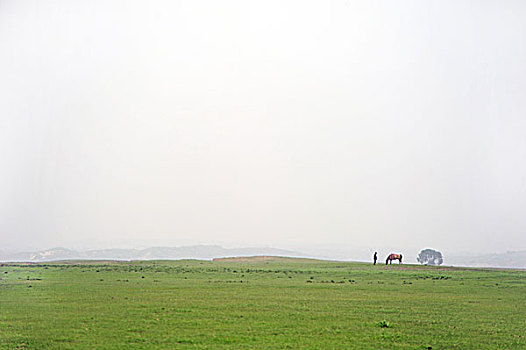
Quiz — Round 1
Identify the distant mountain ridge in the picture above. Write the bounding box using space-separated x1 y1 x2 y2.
446 250 526 269
0 245 308 262
2 246 525 268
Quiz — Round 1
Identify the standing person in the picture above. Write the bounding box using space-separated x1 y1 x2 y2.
373 251 378 265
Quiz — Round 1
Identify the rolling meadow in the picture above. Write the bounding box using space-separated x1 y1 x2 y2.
0 258 524 349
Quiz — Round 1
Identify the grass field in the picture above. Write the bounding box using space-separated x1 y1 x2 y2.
0 257 524 349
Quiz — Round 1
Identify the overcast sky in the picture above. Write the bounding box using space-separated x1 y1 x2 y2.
1 0 525 258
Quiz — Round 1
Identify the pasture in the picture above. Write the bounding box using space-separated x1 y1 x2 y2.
0 258 524 349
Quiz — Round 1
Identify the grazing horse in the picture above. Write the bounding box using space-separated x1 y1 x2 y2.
386 253 402 265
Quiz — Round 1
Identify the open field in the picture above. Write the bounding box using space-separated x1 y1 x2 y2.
0 258 524 349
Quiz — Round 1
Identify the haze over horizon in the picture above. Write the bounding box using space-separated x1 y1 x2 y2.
2 1 526 258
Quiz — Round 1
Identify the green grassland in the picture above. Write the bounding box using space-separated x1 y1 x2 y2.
0 257 524 349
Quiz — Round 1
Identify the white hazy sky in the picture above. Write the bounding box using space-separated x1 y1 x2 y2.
1 0 526 258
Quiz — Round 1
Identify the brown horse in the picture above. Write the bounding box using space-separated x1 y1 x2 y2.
386 253 402 265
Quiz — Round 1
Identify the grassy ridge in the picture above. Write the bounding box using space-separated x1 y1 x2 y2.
0 258 524 349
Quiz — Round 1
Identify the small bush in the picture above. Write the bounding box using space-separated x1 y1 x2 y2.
376 320 392 328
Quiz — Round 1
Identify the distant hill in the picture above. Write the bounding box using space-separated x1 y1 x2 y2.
447 250 526 269
213 256 322 263
0 245 308 263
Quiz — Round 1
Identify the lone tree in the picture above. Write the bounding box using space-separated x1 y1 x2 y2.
417 248 443 265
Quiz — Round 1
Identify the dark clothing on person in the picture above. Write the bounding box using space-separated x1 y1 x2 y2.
373 252 378 265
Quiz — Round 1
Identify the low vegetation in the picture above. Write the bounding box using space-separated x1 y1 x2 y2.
0 257 524 349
